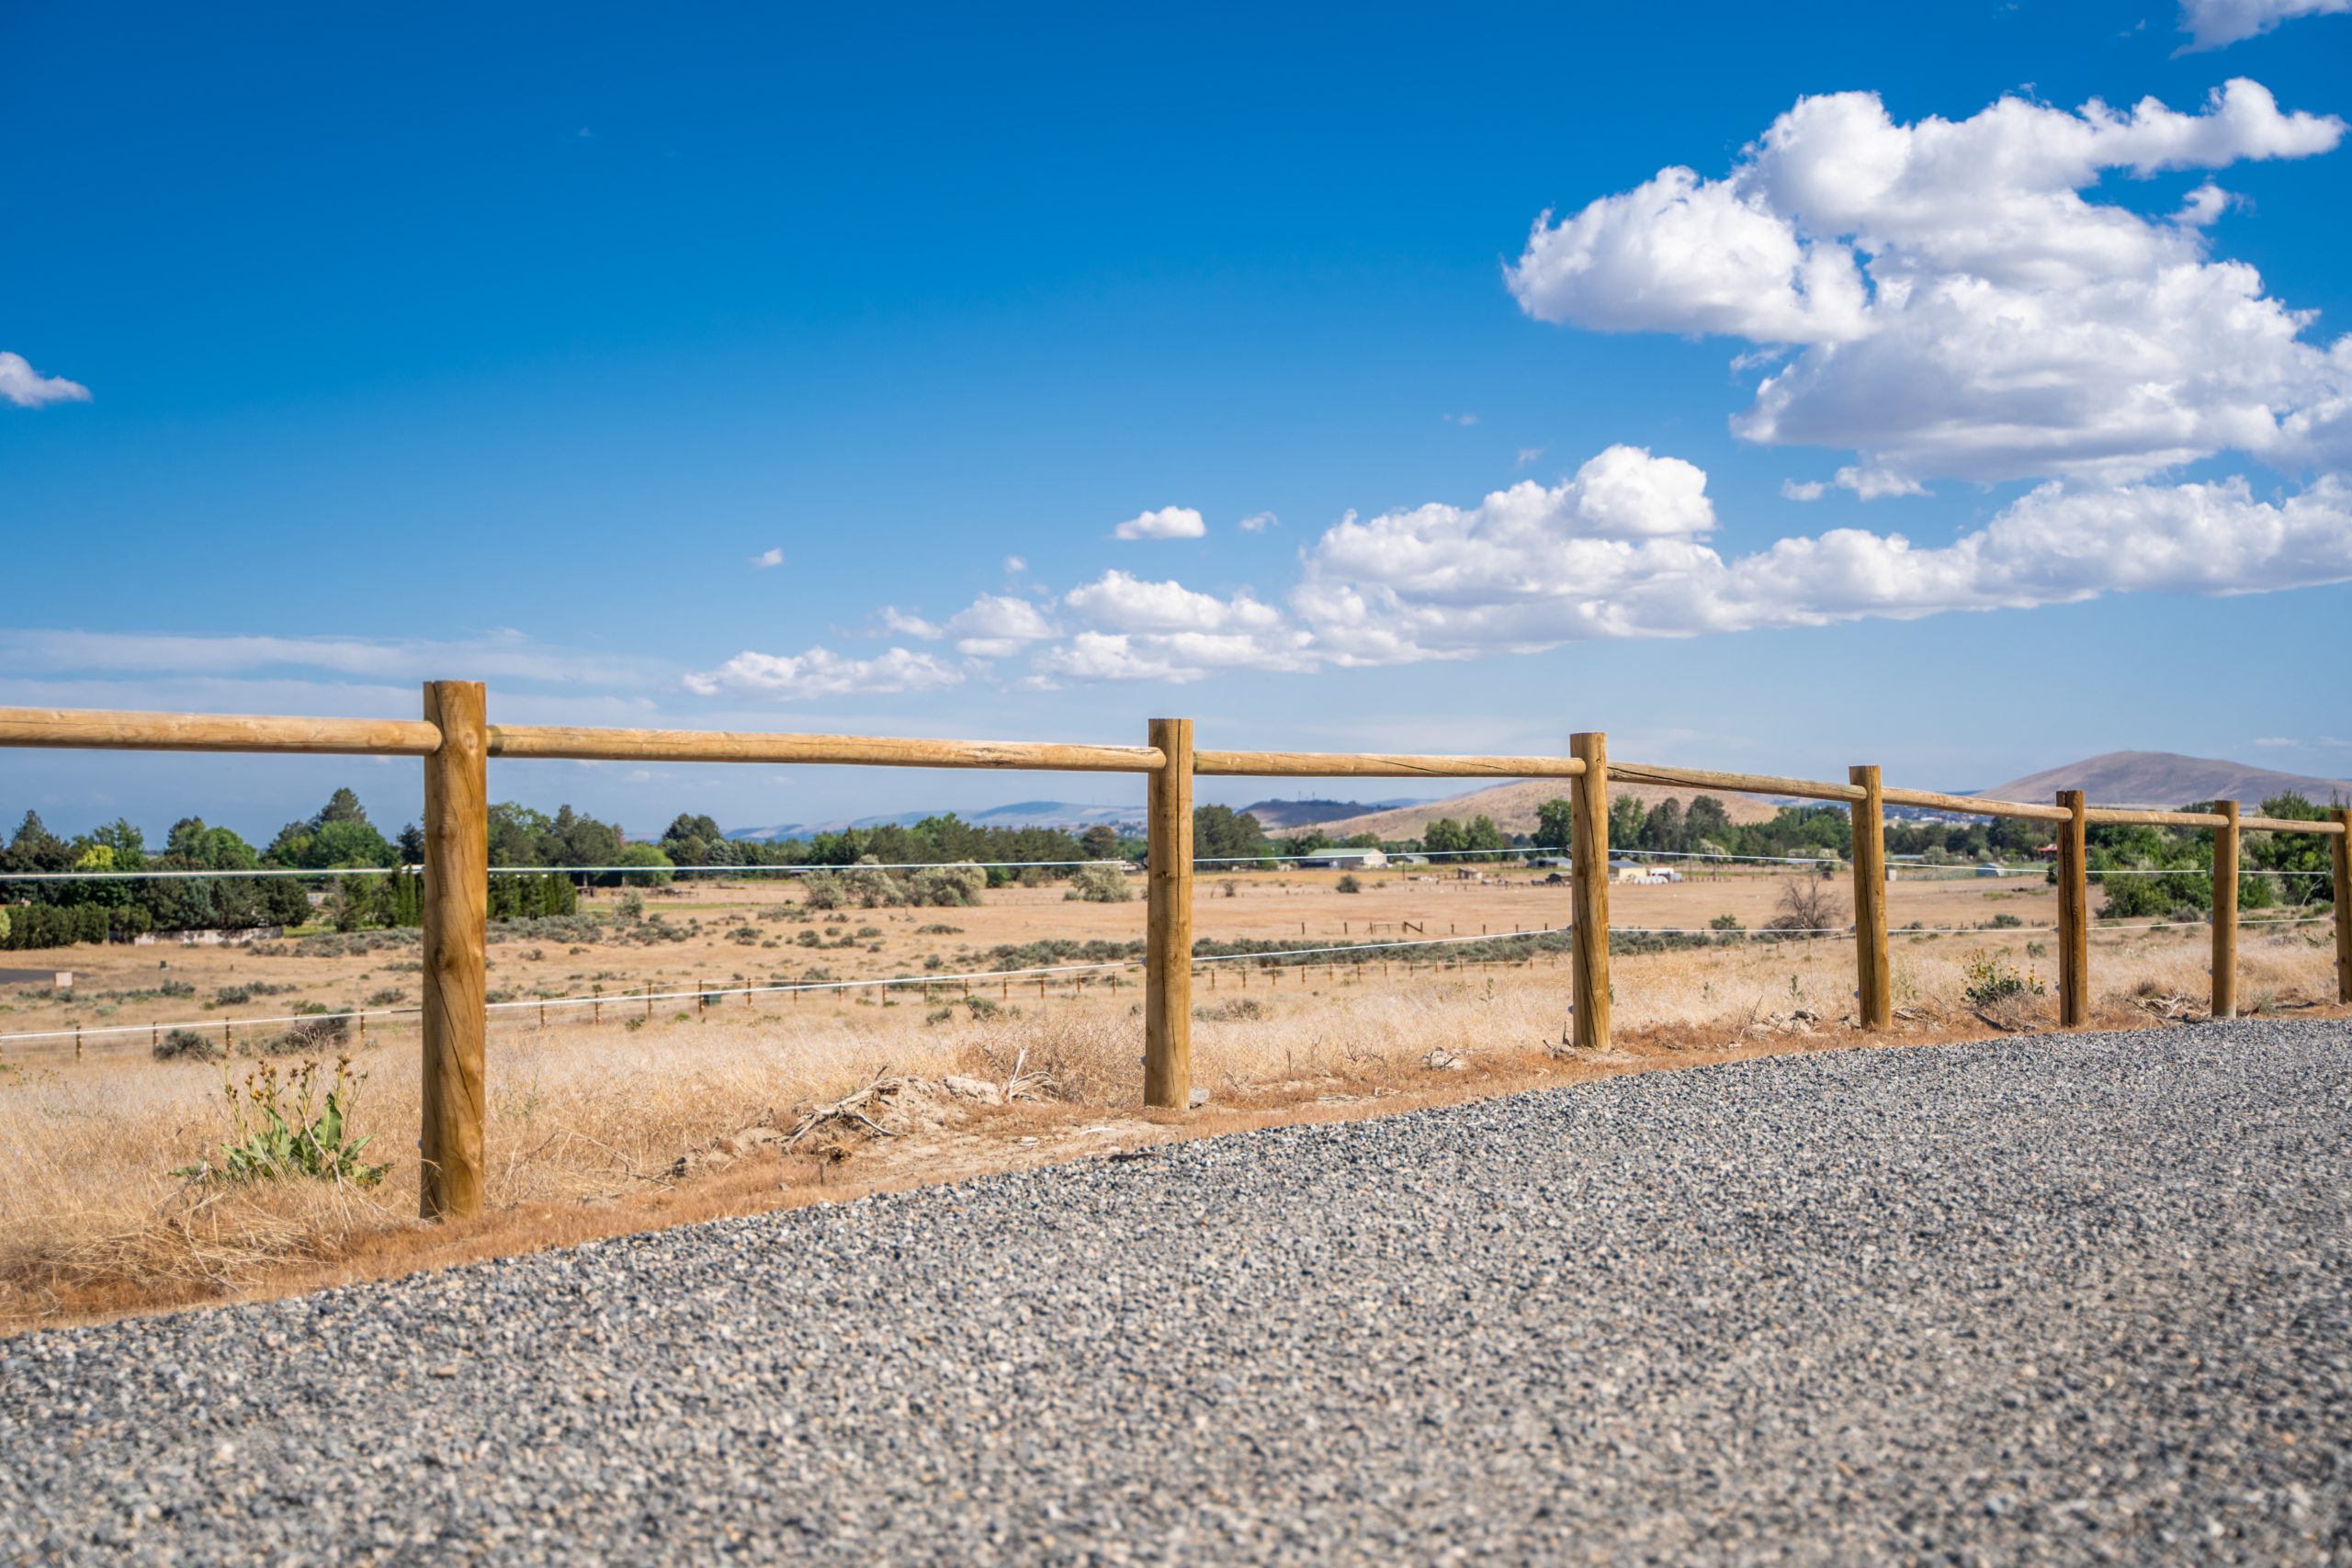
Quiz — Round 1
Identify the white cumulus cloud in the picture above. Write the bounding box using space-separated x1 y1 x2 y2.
1111 505 1207 540
0 352 91 409
1289 459 2352 664
942 594 1056 657
2178 0 2349 50
684 646 964 700
1036 572 1302 681
1033 628 1313 684
1063 570 1283 634
750 547 785 569
1510 80 2349 487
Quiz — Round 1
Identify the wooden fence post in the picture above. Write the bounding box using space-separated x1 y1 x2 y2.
1849 765 1890 1030
419 680 488 1222
1145 717 1194 1109
2057 789 2089 1028
2211 799 2239 1020
1570 731 1610 1052
2335 807 2351 1005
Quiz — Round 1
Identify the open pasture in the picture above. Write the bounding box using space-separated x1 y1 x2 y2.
2 859 2338 1330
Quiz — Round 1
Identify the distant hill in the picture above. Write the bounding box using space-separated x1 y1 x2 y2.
1299 778 1781 841
1239 796 1420 829
1975 751 2352 810
729 799 1142 841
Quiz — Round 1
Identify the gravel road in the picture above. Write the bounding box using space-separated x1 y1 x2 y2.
6 1020 2350 1564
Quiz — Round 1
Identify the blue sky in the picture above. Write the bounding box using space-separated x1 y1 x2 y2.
6 0 2350 838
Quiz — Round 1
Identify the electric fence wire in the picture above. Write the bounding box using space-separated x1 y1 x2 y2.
4 911 2333 1049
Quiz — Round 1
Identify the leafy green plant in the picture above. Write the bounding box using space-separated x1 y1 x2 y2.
1962 950 2044 1010
178 1057 387 1188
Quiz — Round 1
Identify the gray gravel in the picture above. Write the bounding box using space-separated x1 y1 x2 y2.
6 1020 2351 1564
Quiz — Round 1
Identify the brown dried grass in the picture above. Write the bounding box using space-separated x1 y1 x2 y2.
0 918 2337 1333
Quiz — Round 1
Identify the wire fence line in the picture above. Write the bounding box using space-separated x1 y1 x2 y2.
7 909 2334 1050
6 840 2332 883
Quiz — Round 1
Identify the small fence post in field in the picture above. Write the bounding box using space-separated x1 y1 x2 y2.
2056 790 2089 1028
1569 731 1610 1052
2211 799 2239 1020
1144 717 1194 1109
1849 765 1890 1030
419 679 489 1222
2334 807 2351 1004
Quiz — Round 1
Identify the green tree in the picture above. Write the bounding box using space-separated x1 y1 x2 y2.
1609 794 1648 849
265 791 394 869
551 805 623 867
1534 798 1574 852
316 787 369 826
1685 795 1733 847
1422 818 1467 860
1193 805 1270 863
609 842 675 887
488 803 556 867
660 813 736 866
6 811 74 874
1464 815 1508 854
167 818 259 870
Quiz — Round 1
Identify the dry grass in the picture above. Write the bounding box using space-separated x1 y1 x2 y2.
1 881 2339 1335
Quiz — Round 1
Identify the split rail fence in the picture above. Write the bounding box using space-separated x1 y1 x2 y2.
3 688 2348 1221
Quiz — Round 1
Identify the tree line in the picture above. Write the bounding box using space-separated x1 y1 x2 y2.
0 789 601 948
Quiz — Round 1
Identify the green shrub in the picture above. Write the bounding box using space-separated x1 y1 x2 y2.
177 1057 387 1188
1962 951 2044 1010
154 1027 218 1062
908 863 988 907
1067 863 1132 903
259 1015 350 1055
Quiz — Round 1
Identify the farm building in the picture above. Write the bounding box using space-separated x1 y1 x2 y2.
1608 859 1682 885
1297 847 1387 870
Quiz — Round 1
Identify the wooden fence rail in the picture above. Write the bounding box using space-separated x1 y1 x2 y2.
2 693 2347 1221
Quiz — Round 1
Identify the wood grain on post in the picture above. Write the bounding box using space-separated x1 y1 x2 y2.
1570 732 1610 1053
2240 814 2348 835
2211 799 2239 1021
2082 807 2226 829
0 705 442 756
1849 765 1890 1031
489 725 1159 774
2057 790 2089 1028
1193 750 1584 778
1879 785 2074 823
1144 718 1194 1109
2334 807 2352 1005
419 681 489 1221
1611 760 1865 805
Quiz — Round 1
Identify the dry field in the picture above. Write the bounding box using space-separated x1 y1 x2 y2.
1 864 2340 1332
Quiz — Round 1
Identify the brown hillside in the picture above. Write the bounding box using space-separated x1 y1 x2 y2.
1978 750 2352 810
1297 778 1780 840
